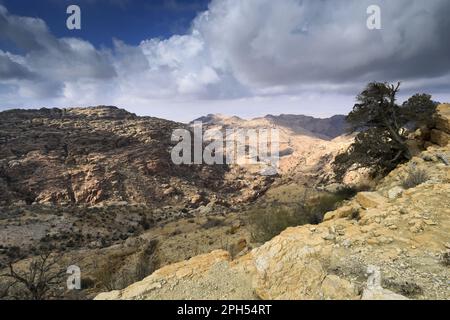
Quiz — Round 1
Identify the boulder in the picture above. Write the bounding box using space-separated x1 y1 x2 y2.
356 192 387 209
323 204 360 221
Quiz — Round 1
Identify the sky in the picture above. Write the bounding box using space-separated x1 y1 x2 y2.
0 0 449 122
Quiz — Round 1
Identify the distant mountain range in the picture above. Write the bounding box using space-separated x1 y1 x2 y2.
193 114 348 140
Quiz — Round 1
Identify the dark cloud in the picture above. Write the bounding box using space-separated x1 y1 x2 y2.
0 52 34 80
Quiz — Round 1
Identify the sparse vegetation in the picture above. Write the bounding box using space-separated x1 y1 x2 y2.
92 240 159 291
248 192 350 243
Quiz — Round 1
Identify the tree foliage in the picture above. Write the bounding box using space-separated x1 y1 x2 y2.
334 82 437 180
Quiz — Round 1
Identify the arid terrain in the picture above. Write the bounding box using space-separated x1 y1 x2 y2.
1 104 448 300
96 104 450 300
0 106 353 299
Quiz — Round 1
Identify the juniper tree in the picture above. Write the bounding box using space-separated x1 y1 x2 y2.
334 82 437 180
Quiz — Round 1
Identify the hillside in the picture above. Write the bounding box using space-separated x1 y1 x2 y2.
0 106 272 208
96 104 450 300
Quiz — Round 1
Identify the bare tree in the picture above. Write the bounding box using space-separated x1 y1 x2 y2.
1 252 66 300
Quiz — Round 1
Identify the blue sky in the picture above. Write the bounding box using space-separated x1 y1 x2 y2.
0 0 209 47
0 0 449 121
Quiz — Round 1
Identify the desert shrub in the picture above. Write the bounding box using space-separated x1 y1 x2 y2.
383 279 423 298
401 168 429 189
80 277 96 289
139 216 154 230
248 193 347 243
441 252 450 266
93 253 129 291
334 184 373 199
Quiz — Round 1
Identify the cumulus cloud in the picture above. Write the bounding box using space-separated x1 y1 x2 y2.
0 0 449 119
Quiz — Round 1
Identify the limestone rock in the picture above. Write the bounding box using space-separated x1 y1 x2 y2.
388 186 404 199
361 266 408 300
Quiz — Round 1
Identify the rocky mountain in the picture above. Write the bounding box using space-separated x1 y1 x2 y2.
192 113 354 185
96 104 450 300
0 106 271 208
193 114 347 140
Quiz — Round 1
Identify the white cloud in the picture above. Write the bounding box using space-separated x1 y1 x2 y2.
0 0 449 119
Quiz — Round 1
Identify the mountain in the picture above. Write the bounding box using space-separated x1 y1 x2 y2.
193 113 348 140
263 114 347 139
0 106 271 208
191 113 354 185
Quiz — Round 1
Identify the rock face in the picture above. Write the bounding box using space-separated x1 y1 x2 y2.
430 104 450 147
96 136 450 300
0 106 271 207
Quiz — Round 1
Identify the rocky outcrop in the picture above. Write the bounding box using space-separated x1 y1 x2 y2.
430 104 450 147
96 141 450 300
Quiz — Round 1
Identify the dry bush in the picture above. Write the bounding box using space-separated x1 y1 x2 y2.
0 253 65 300
401 168 429 189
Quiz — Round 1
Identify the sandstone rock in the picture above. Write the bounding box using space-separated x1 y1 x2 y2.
92 107 450 301
435 104 450 134
95 250 257 300
323 204 360 221
356 192 387 209
0 106 272 208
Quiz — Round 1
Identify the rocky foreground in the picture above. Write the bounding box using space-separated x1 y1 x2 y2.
96 105 450 300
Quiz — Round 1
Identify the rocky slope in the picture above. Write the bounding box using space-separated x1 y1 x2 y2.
96 104 450 300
